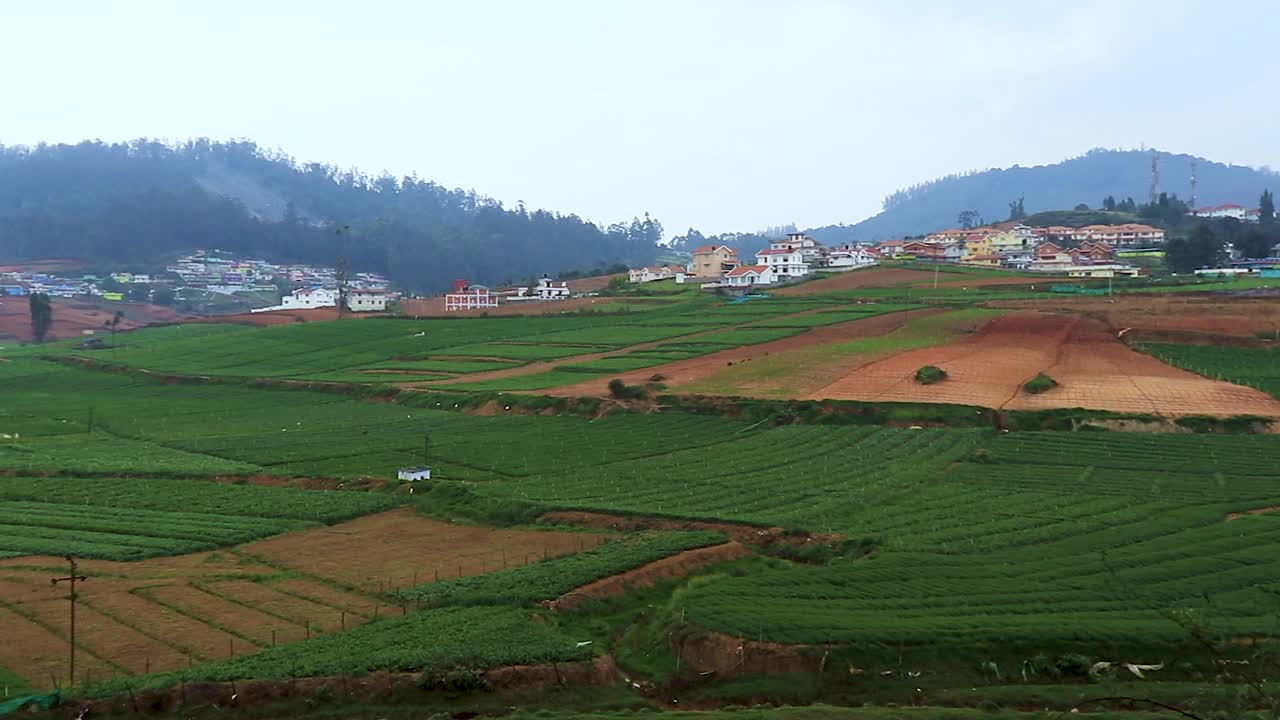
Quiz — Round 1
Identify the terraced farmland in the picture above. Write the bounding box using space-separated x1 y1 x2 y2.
1142 342 1280 398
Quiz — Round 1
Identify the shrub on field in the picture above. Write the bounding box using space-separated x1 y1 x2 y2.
1023 373 1058 394
607 378 647 400
914 365 948 385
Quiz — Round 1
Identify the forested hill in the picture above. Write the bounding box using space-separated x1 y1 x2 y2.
0 139 661 291
804 149 1280 244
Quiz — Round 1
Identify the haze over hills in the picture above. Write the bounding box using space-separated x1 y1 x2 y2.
803 149 1280 244
0 139 661 292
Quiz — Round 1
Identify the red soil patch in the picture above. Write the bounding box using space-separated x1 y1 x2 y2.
0 298 185 342
565 273 625 293
674 630 822 676
994 295 1280 338
0 509 606 690
547 542 750 611
240 509 607 591
540 309 929 398
775 268 939 294
810 312 1280 417
1005 319 1280 417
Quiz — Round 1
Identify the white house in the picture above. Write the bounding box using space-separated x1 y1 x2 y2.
445 284 498 311
755 248 809 279
398 466 432 481
514 275 571 301
1193 204 1251 221
770 232 823 261
628 265 683 283
724 265 778 287
827 247 879 269
346 290 388 312
281 287 337 310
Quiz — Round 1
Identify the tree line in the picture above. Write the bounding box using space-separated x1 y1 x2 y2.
0 140 661 292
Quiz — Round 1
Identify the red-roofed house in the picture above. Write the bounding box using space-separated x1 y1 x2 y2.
724 264 778 287
1194 204 1250 220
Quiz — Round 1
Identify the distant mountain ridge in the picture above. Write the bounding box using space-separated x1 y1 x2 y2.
0 139 660 292
804 149 1280 244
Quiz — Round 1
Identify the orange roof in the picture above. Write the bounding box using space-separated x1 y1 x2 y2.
725 265 769 277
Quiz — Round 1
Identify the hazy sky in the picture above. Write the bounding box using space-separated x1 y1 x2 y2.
3 1 1277 235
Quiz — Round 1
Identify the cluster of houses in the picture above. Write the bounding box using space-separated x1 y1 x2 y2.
168 250 388 296
250 286 390 314
869 222 1164 277
0 270 94 299
626 233 879 290
442 275 572 311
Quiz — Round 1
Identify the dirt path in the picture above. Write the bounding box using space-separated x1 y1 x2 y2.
538 309 937 398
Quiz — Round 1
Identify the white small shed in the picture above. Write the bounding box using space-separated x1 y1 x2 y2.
398 466 432 481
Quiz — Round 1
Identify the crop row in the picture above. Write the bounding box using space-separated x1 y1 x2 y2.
1142 343 1280 399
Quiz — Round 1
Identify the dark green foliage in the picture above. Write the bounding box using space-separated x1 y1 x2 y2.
914 365 948 385
1165 222 1227 273
28 293 52 343
607 378 646 400
1023 373 1058 394
0 140 659 291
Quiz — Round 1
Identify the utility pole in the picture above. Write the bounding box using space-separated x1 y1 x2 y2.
50 556 87 687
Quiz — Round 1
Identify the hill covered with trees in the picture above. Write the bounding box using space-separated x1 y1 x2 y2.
0 139 661 291
804 148 1280 243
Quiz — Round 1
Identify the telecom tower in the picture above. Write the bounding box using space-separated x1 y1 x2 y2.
1149 150 1160 204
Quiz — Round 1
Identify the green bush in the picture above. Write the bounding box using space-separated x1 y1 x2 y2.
914 365 948 384
1023 373 1058 394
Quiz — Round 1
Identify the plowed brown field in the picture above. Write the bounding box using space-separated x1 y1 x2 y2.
809 312 1280 417
992 294 1280 338
0 299 184 342
0 509 605 690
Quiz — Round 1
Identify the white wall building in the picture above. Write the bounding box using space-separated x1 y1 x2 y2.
281 287 337 310
346 290 388 312
724 265 778 287
770 232 823 261
827 247 879 269
398 466 432 481
755 248 809 278
445 285 498 311
1193 204 1251 221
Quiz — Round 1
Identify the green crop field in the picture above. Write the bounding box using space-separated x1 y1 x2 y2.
1142 342 1280 398
4 284 1279 715
0 476 396 559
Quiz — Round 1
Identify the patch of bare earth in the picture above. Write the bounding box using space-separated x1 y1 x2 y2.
993 295 1280 338
809 312 1074 408
1005 317 1280 417
774 268 939 294
808 311 1280 417
540 510 828 546
540 309 930 398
